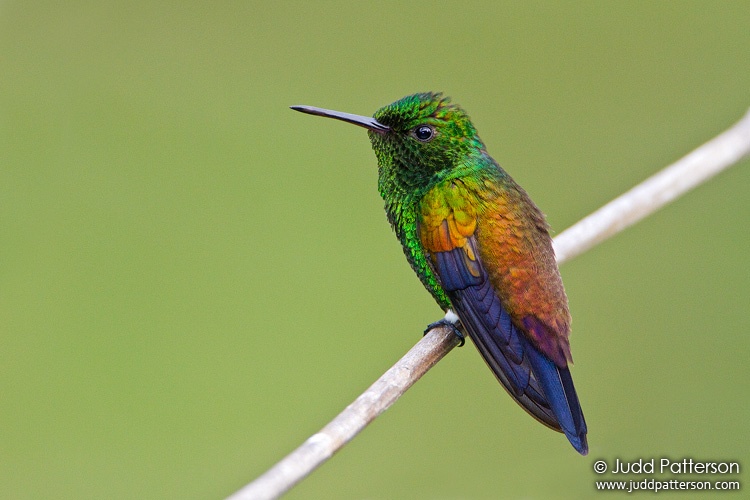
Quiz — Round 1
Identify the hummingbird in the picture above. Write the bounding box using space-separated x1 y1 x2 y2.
291 92 588 455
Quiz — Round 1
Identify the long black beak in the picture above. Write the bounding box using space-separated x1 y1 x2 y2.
290 105 390 133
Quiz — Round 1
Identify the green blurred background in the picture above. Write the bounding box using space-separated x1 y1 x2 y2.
2 2 748 499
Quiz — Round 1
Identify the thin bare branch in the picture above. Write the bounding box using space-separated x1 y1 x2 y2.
228 108 750 500
553 108 750 264
227 325 460 500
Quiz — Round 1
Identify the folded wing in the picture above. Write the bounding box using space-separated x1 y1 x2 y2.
419 183 588 454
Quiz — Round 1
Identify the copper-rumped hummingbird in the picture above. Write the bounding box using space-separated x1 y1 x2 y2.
291 92 588 454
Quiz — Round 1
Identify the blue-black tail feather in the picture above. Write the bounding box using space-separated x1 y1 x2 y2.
525 340 588 454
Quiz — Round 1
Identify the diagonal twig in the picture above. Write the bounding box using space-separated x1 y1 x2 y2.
228 108 750 500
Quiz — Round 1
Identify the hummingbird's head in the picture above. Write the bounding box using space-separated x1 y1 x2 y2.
369 93 486 184
290 93 486 195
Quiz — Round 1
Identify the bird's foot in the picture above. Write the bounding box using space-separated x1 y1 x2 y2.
424 310 465 347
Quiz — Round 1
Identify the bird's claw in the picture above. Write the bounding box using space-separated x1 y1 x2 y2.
424 319 465 347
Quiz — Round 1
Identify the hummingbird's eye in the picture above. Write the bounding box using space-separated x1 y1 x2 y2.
414 125 435 142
